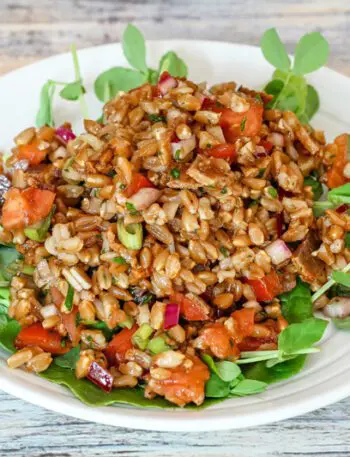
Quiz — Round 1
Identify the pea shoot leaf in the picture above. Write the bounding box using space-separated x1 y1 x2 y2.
36 81 56 127
229 379 267 396
60 81 86 101
122 24 147 73
260 28 291 72
293 32 329 75
280 278 313 324
278 318 328 354
331 271 350 288
94 67 147 102
159 51 188 78
54 346 81 370
304 176 323 200
333 317 350 330
304 84 320 120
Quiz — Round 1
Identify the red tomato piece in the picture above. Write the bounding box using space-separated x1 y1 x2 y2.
221 102 263 141
125 173 155 198
2 187 55 230
259 140 274 153
171 292 210 321
61 307 81 347
206 144 236 161
327 134 349 189
232 308 255 339
245 270 283 302
17 139 48 165
15 323 68 355
104 324 138 365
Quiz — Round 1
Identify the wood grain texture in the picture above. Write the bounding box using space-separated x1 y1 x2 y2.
1 1 350 455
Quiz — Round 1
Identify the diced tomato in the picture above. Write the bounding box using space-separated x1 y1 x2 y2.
245 269 283 302
232 308 255 339
104 324 138 365
2 187 55 230
146 355 209 407
327 134 349 189
17 139 48 165
197 323 239 359
220 102 263 141
238 335 277 351
206 144 236 162
125 173 155 198
61 307 81 347
259 140 274 153
171 292 210 321
15 323 68 355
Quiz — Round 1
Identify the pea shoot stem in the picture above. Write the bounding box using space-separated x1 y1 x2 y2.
312 263 350 303
70 44 89 120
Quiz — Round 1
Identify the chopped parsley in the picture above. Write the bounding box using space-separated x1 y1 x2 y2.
107 170 116 177
119 183 127 190
268 187 278 199
148 113 166 123
175 149 181 161
240 116 247 132
112 256 127 265
125 202 139 215
219 246 229 257
345 232 350 249
170 168 180 179
220 187 228 194
257 168 266 178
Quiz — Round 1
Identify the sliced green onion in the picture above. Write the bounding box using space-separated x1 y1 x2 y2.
112 256 127 265
117 219 143 250
132 323 153 350
24 205 55 242
22 264 35 276
64 284 75 312
147 336 170 354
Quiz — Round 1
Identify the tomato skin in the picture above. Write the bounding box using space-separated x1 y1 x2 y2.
232 308 255 339
245 270 282 302
15 323 68 355
104 324 138 365
2 187 55 230
327 134 349 189
125 173 155 198
206 144 236 161
61 308 81 347
171 292 210 321
17 139 48 165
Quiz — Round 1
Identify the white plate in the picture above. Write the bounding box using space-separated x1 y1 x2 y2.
1 40 350 432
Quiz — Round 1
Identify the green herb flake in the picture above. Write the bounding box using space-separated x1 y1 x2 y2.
112 256 127 265
125 202 139 215
174 149 181 161
257 168 266 178
147 114 165 123
240 116 247 132
64 285 75 312
220 188 228 194
170 168 180 179
219 246 229 257
345 232 350 248
268 187 278 198
119 183 127 190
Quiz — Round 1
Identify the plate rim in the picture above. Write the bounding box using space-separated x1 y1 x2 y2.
1 39 350 431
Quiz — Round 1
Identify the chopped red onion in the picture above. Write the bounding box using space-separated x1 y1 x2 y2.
164 303 180 329
336 204 348 213
255 145 268 157
128 187 161 211
55 126 76 144
265 239 292 265
267 132 284 148
158 71 177 95
87 361 113 393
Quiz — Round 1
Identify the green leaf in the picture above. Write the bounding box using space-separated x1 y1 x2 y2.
293 32 329 75
229 379 267 396
280 278 313 323
328 183 350 205
122 24 147 73
243 355 307 384
332 271 350 288
278 318 328 354
54 346 81 370
0 245 23 286
158 51 188 78
36 81 55 127
202 354 241 382
304 85 320 120
94 67 147 102
59 81 85 101
260 28 291 71
205 373 231 398
63 284 75 312
264 79 284 98
148 68 159 84
0 315 21 353
304 176 323 200
333 317 350 330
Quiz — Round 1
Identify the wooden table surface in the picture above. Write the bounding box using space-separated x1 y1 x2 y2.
1 1 350 456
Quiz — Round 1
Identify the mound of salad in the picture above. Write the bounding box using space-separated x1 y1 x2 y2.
0 25 349 409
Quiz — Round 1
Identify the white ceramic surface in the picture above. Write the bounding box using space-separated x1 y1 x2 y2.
0 40 350 432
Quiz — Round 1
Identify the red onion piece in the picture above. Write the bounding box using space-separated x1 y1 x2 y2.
164 303 180 329
255 145 268 157
87 361 114 393
265 239 292 265
128 188 161 211
158 71 177 95
55 126 76 144
336 204 348 213
267 132 285 148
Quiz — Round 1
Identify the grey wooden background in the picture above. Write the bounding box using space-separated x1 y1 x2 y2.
1 0 350 456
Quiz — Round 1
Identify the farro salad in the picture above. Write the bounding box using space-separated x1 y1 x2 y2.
1 26 350 409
